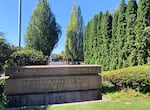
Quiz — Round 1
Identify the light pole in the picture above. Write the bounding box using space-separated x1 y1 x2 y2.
18 0 22 50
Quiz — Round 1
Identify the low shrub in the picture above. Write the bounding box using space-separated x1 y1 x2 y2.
0 37 17 71
101 81 120 94
104 88 145 100
0 79 7 108
9 48 48 66
102 66 150 93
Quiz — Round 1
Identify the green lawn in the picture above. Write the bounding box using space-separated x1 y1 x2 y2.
21 96 150 110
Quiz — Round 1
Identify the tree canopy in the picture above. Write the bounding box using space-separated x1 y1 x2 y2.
64 4 84 64
84 0 150 71
25 0 61 56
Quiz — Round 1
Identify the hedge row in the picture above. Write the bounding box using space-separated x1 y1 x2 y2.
9 48 48 66
102 66 150 93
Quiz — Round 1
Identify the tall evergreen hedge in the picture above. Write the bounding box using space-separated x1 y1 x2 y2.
83 0 150 71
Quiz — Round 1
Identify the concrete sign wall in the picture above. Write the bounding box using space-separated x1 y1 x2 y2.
5 65 102 107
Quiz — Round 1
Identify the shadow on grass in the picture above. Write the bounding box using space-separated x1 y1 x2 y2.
100 81 120 94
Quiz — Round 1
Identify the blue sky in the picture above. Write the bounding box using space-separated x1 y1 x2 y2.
0 0 128 54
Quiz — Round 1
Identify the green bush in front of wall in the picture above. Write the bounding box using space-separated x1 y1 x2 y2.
103 66 150 93
9 48 48 66
0 79 8 108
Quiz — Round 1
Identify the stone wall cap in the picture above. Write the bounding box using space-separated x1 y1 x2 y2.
6 65 101 78
8 65 101 69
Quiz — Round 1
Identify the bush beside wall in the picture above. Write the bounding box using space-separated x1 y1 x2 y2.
0 79 7 108
102 66 150 93
9 48 48 66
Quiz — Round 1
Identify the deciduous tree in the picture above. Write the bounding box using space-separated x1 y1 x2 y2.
25 0 61 56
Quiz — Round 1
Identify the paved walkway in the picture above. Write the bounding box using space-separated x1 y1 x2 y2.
49 61 64 65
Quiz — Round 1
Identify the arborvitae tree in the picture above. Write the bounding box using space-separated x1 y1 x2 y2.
86 19 93 64
116 0 127 68
135 0 150 65
101 11 112 70
144 26 150 64
83 22 91 64
123 0 137 67
90 15 99 64
109 11 119 70
83 23 88 63
96 11 103 64
25 0 61 56
77 6 84 61
64 37 71 62
64 4 84 64
83 0 150 71
83 22 90 64
65 4 78 63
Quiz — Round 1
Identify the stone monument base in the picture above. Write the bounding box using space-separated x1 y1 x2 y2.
7 90 102 107
5 65 102 107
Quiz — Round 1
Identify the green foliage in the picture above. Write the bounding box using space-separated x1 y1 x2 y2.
135 0 150 65
103 66 150 93
96 12 103 64
77 6 84 60
64 4 84 64
0 79 7 108
102 81 146 100
123 0 137 67
9 48 48 66
109 11 118 70
84 12 103 65
89 15 99 64
52 53 63 61
65 5 78 60
144 26 150 34
65 4 78 62
25 0 61 56
84 0 150 71
83 22 91 64
0 36 17 71
116 0 127 69
101 81 120 94
104 88 145 100
64 37 71 61
101 11 112 70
